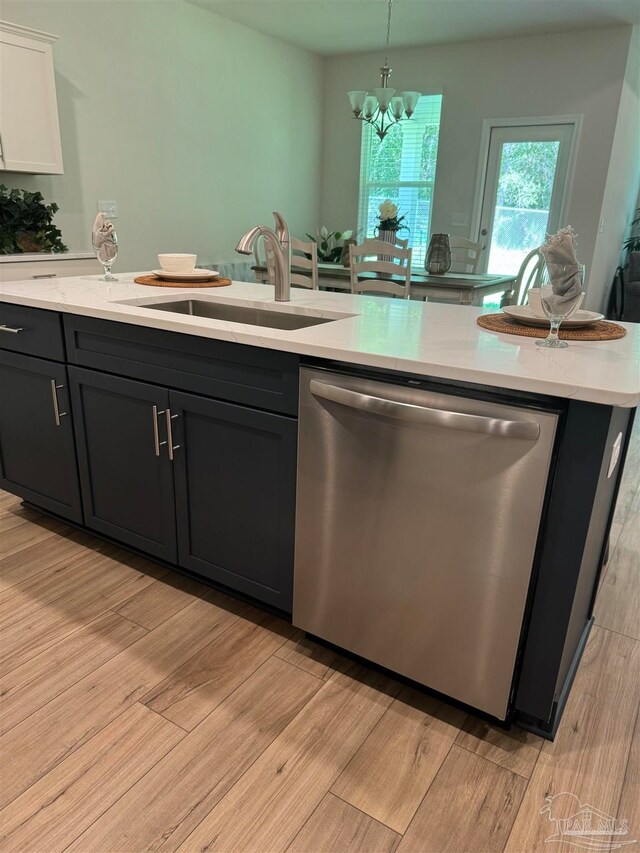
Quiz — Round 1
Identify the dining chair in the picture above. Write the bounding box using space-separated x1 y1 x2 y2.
511 248 545 305
449 238 482 274
290 237 318 290
349 238 412 299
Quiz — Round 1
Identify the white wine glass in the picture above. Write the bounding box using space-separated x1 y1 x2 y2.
92 227 118 282
536 263 584 349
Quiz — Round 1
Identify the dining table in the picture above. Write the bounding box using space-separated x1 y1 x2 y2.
253 262 516 306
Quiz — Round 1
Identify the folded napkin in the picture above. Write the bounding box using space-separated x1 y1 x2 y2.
539 226 583 316
92 212 117 264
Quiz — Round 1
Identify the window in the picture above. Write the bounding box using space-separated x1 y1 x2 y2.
357 94 443 267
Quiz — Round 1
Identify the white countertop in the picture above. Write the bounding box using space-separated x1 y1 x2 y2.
1 273 639 407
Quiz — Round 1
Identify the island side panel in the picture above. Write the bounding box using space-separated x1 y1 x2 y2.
514 401 634 733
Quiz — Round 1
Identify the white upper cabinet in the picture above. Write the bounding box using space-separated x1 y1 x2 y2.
0 21 63 174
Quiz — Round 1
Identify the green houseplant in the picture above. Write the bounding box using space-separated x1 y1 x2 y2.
623 208 640 257
305 226 355 263
0 185 67 254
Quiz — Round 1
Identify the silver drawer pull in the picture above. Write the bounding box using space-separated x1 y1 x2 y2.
165 409 180 461
0 324 23 334
310 379 540 441
50 380 67 427
152 405 167 456
32 273 58 280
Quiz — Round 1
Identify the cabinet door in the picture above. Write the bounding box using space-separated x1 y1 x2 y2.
0 27 63 174
0 350 81 521
69 367 177 562
170 391 297 611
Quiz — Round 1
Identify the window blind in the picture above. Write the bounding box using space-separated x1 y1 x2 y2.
357 94 443 267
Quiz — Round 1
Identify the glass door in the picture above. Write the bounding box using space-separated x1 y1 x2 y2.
477 123 576 275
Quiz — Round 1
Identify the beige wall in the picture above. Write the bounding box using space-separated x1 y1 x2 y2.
589 27 640 310
1 0 323 271
320 26 635 310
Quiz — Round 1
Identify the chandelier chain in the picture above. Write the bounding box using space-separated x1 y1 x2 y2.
384 0 393 66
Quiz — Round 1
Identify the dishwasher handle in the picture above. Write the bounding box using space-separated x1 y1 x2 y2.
310 379 540 441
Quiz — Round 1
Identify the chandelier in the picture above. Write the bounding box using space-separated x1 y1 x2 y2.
347 0 421 141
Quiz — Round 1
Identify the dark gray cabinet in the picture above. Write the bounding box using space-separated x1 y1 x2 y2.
170 390 297 611
68 366 297 610
68 367 178 563
0 349 82 522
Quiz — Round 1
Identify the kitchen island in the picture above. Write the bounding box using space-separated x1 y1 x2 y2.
1 273 638 738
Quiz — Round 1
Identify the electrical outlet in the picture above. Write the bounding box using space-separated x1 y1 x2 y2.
98 200 118 219
451 212 468 227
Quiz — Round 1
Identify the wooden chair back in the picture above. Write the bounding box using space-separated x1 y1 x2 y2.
349 238 412 299
449 238 482 274
512 249 545 305
290 237 318 290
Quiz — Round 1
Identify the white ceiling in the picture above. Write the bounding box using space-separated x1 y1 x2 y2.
188 0 639 55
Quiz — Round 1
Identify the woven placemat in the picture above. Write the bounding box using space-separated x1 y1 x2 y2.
134 274 232 288
477 313 626 341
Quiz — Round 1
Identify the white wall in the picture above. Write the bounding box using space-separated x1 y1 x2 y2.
589 27 640 310
1 0 323 271
320 26 635 309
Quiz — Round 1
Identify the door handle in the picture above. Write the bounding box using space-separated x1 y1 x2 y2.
310 379 540 440
165 408 180 461
50 380 67 427
0 325 23 334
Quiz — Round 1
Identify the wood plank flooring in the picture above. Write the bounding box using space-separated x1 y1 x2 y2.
0 420 638 852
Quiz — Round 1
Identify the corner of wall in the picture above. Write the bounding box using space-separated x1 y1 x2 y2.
587 27 639 313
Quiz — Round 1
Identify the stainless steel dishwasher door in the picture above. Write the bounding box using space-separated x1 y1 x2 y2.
293 367 559 720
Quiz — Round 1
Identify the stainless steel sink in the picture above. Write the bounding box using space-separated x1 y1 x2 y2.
141 299 338 330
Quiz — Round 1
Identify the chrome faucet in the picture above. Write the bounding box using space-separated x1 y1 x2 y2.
235 211 292 302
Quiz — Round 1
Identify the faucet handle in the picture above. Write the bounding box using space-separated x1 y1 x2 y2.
272 212 290 247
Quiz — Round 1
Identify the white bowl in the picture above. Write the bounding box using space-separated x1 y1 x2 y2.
527 286 585 318
158 253 197 274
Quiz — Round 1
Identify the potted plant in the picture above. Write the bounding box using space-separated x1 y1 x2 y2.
305 226 356 264
0 185 67 254
623 208 640 257
375 199 407 242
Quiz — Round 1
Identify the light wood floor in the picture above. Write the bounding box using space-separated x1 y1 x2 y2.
0 423 638 853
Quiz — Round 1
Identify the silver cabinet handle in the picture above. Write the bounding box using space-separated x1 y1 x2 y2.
152 405 167 456
0 325 23 334
165 408 180 461
50 380 67 427
32 273 58 280
310 379 540 441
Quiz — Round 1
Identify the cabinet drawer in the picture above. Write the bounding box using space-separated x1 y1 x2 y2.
64 315 299 415
0 303 65 361
0 258 99 281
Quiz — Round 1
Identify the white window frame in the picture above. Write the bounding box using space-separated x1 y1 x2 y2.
357 91 444 267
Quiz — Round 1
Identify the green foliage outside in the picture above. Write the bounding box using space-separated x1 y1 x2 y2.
0 185 67 254
496 142 559 210
366 122 440 200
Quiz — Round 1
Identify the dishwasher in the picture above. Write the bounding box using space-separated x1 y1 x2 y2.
293 366 559 720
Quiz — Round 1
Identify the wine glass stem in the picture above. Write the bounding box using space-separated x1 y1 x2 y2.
548 317 561 343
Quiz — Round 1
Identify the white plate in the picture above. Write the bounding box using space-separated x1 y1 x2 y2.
151 268 219 281
502 305 605 328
